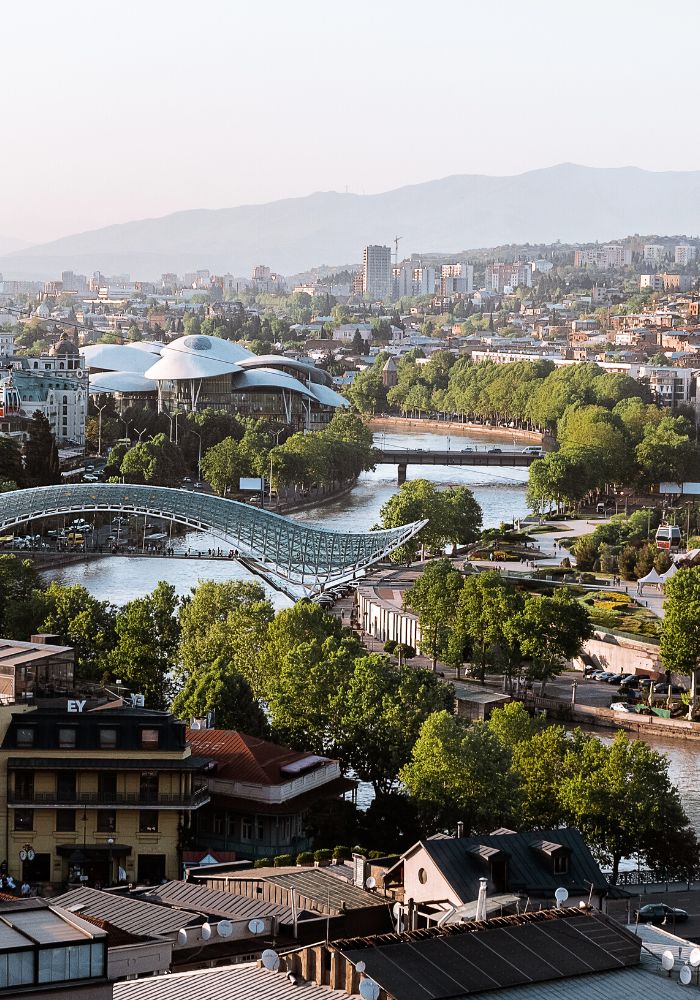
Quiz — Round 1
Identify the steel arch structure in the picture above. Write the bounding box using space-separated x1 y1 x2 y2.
0 484 426 596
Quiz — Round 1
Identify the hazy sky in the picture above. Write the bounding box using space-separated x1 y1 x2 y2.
3 0 700 244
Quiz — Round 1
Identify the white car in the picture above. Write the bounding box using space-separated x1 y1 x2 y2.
610 702 636 713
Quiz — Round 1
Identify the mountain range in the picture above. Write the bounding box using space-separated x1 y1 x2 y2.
4 163 700 280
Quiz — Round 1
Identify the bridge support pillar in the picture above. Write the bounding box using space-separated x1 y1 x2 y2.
397 463 407 485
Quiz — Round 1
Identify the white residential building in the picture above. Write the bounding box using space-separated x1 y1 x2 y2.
640 274 664 291
362 245 392 300
675 245 697 265
574 245 631 268
643 244 667 264
441 262 473 295
530 259 554 273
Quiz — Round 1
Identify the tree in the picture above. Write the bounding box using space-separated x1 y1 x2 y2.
120 433 186 486
380 480 482 563
25 412 60 486
0 437 24 488
109 582 180 709
636 417 699 487
559 731 698 883
200 437 249 495
333 655 454 792
0 555 41 637
453 572 523 682
661 567 700 706
444 487 483 549
512 589 592 693
34 582 117 681
351 328 365 354
399 711 519 831
178 581 274 695
171 657 269 736
403 559 464 668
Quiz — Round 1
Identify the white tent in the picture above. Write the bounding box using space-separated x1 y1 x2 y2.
637 568 664 592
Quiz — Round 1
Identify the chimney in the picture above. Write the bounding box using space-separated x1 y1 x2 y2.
456 821 464 839
475 877 488 922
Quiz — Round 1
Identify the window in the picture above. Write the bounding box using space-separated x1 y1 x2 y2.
16 727 34 747
0 949 34 989
241 816 253 841
139 771 158 803
58 728 76 749
98 773 116 801
139 810 158 833
14 809 33 831
99 727 117 749
97 811 116 833
56 809 76 833
15 772 34 800
213 813 225 835
553 854 569 875
418 867 428 884
140 728 159 749
256 818 264 841
56 772 76 802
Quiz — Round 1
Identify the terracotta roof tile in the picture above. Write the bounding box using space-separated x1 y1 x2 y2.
186 730 319 785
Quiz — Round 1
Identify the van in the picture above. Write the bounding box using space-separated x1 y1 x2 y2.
522 446 544 456
66 532 84 546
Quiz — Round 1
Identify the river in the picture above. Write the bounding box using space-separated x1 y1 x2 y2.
41 425 700 833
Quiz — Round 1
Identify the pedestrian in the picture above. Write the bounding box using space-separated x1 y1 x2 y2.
20 881 30 897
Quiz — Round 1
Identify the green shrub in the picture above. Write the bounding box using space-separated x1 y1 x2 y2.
332 845 351 860
314 849 333 862
296 851 314 865
273 854 293 867
254 857 272 868
383 640 397 654
368 850 385 859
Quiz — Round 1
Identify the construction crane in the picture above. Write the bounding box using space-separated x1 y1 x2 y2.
393 235 402 266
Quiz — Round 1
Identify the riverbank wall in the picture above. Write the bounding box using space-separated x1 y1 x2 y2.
367 415 546 443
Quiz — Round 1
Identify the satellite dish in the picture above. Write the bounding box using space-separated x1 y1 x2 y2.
177 928 188 946
217 919 233 939
262 949 280 972
392 902 402 919
365 876 376 889
356 961 366 974
201 922 212 941
359 980 381 1000
690 948 700 968
680 964 692 986
662 950 675 971
554 887 569 905
248 918 265 935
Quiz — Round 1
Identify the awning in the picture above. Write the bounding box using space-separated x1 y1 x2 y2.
57 844 132 857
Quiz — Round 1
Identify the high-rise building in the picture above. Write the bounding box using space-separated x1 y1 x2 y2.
441 262 473 295
675 245 697 265
485 262 532 293
362 245 392 299
643 244 666 264
574 245 631 268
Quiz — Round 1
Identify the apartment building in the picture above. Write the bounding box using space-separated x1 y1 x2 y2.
484 262 532 293
641 273 694 293
0 699 211 890
675 244 697 265
362 245 392 299
643 244 667 264
573 245 631 268
440 262 473 295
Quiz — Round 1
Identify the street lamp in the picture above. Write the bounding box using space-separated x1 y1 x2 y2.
120 417 131 442
190 429 202 481
107 837 114 887
94 402 109 456
133 427 148 443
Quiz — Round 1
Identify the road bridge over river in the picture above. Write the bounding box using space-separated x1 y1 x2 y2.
376 447 539 482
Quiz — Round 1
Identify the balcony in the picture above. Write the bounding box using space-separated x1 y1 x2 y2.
209 759 343 805
8 784 210 810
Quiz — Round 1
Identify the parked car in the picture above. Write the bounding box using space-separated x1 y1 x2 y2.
654 682 687 695
606 673 625 683
590 670 608 681
488 447 503 454
635 903 688 925
619 675 640 689
82 474 99 482
611 702 636 713
593 671 613 682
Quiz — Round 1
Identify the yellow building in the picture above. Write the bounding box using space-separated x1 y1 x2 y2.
0 699 210 891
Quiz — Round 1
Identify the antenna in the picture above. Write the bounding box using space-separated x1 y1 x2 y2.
262 949 280 971
247 918 265 935
365 876 376 890
393 235 402 266
662 950 675 971
359 979 381 1000
217 919 233 938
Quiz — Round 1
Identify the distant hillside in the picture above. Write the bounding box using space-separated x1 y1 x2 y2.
0 235 32 257
4 163 700 279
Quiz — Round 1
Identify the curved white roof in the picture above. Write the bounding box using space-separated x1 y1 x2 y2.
144 334 253 382
126 340 165 354
307 383 350 408
89 371 158 394
238 354 331 385
164 334 254 364
229 368 317 399
80 344 156 374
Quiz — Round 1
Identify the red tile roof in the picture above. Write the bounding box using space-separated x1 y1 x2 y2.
186 729 319 785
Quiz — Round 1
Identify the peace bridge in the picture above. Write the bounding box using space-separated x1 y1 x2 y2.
0 484 426 597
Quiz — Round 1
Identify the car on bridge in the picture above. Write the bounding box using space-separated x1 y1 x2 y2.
635 903 688 924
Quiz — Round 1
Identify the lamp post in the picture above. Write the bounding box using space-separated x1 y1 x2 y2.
107 837 114 887
134 427 148 443
190 429 202 481
120 417 131 442
94 402 109 456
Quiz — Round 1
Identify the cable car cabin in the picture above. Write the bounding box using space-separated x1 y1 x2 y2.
655 524 682 551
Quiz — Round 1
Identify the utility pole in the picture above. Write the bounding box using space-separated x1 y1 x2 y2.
393 235 402 266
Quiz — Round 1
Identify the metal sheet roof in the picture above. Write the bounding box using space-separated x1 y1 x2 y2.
142 881 294 923
264 869 385 912
113 964 349 1000
53 886 201 939
450 965 683 999
338 910 640 999
81 344 157 374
